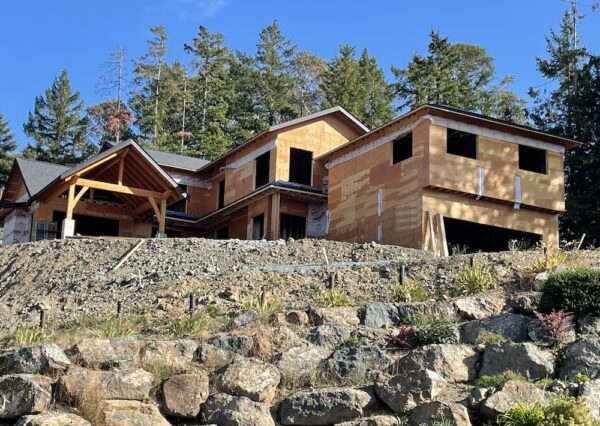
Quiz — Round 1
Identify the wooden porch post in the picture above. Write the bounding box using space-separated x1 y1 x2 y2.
159 199 167 235
270 192 281 240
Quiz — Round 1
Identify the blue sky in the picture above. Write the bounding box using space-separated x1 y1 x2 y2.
1 0 599 150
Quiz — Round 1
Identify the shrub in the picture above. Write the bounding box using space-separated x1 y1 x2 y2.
385 325 418 349
343 335 361 347
539 268 600 316
92 317 141 338
392 279 429 303
572 372 591 384
451 265 496 296
316 289 351 307
532 310 574 345
167 314 208 338
244 291 281 317
499 402 545 426
474 371 526 389
12 327 45 345
531 252 568 274
475 331 506 346
500 395 596 426
408 314 457 345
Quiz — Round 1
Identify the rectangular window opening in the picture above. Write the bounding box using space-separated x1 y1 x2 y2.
252 214 265 240
280 213 306 240
217 180 225 209
447 128 477 159
216 226 229 239
289 148 313 186
392 133 413 164
519 145 547 174
255 151 270 188
169 184 188 213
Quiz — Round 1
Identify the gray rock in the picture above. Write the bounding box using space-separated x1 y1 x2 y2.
207 335 253 356
362 303 400 328
453 294 505 320
336 415 404 426
283 310 310 325
15 413 90 426
275 346 330 382
375 370 447 413
397 301 456 323
469 387 492 411
506 292 541 314
327 346 394 381
58 367 154 404
0 375 53 419
527 319 575 345
161 372 209 418
532 272 549 291
578 317 600 336
409 401 472 426
480 341 555 379
232 310 259 328
460 314 530 344
306 325 352 348
139 339 198 369
309 307 361 327
480 380 545 420
559 337 600 379
194 342 235 371
280 388 373 425
395 344 480 383
67 338 142 369
217 357 281 403
99 400 170 426
0 344 70 375
579 379 600 420
201 393 275 426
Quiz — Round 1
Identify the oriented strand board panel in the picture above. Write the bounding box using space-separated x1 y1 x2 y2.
422 189 559 249
427 124 565 211
327 120 429 247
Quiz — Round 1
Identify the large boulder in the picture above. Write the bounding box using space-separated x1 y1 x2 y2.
0 375 53 419
67 338 142 369
506 292 541 314
395 344 480 383
216 357 281 402
453 294 505 320
138 339 197 369
309 307 361 327
201 393 275 426
409 401 472 426
527 319 576 345
161 372 209 418
480 341 555 380
397 301 456 323
579 379 600 420
206 334 253 356
306 326 352 348
279 388 374 425
15 413 90 426
362 302 400 328
194 342 236 371
58 368 154 404
327 346 394 381
480 380 545 420
0 344 70 375
578 317 600 336
375 370 447 413
99 400 170 426
559 338 600 379
275 346 330 384
460 314 530 344
336 416 404 426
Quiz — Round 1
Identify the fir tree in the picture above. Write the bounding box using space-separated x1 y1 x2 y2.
291 51 326 117
23 69 92 165
321 45 362 116
357 48 395 128
184 25 233 159
0 111 17 187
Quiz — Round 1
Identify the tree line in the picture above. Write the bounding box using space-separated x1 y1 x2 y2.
0 8 599 243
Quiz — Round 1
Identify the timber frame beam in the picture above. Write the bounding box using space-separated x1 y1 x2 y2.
75 178 170 200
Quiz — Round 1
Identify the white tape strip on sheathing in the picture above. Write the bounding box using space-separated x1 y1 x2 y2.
477 167 484 199
226 140 277 169
514 175 522 209
377 188 383 217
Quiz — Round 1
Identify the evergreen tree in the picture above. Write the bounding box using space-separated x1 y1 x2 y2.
291 51 326 117
87 99 135 144
23 69 92 165
254 20 297 126
184 25 233 159
357 48 395 128
528 9 600 243
0 111 17 187
392 30 526 123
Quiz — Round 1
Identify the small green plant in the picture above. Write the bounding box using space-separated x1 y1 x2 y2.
474 371 526 389
428 420 457 426
167 314 208 338
343 335 361 347
499 402 545 426
539 268 600 316
244 291 281 317
12 327 45 345
141 358 176 386
508 239 531 252
92 317 141 338
475 331 506 346
316 289 351 308
407 314 457 345
452 264 496 296
392 279 429 303
571 372 591 384
531 252 568 274
449 244 468 256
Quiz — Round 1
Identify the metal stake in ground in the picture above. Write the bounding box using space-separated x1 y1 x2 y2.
39 309 48 335
189 294 195 317
399 265 406 284
116 301 122 318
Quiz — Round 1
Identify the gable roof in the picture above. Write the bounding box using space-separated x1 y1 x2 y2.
15 158 70 198
196 106 369 173
101 141 209 171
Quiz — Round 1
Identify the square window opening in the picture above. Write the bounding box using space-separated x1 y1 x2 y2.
519 145 547 174
289 148 313 186
393 133 413 164
280 213 306 240
216 226 229 239
447 129 477 159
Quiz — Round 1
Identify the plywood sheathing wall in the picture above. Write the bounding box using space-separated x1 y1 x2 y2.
327 119 430 248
